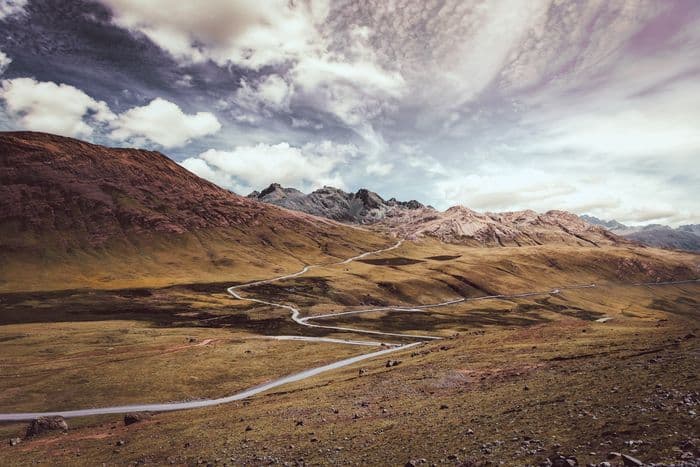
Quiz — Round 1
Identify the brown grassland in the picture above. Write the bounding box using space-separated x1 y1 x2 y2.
0 238 698 466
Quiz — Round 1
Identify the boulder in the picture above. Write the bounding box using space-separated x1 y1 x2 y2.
25 416 68 437
124 412 151 426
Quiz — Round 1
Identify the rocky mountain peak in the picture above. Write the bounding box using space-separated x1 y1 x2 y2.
354 188 385 210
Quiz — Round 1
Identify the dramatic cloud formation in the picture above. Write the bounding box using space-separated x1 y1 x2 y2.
0 77 114 137
95 0 406 146
110 98 221 148
0 0 698 224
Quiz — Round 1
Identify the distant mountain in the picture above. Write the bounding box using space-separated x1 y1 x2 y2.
0 132 385 291
382 206 620 247
580 215 700 252
248 183 425 224
250 184 622 247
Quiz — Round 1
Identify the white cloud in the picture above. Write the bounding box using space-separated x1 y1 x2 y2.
0 49 11 75
96 0 324 68
97 0 406 145
0 79 221 147
181 141 356 193
180 157 233 188
110 97 221 148
0 0 26 20
435 159 699 226
0 77 115 138
232 74 292 122
365 160 392 176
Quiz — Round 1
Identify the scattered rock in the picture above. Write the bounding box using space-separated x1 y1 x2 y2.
245 426 253 431
621 454 643 466
25 416 68 437
295 420 303 426
607 452 622 460
386 360 401 367
124 412 151 426
440 404 449 410
9 437 21 446
548 454 578 467
358 368 367 376
116 440 125 446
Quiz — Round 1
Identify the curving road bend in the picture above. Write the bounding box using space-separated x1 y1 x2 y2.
0 240 697 422
0 240 422 422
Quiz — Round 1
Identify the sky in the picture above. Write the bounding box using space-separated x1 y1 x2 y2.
0 0 698 226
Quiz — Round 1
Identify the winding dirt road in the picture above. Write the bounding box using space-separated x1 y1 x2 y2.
0 240 697 422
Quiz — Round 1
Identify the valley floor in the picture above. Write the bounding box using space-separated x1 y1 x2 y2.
0 240 698 466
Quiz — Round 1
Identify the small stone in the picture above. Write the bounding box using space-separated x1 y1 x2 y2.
440 404 449 410
245 425 253 431
9 437 21 446
606 452 622 460
116 440 125 446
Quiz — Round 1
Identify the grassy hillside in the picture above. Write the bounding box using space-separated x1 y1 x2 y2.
1 240 697 465
0 132 388 292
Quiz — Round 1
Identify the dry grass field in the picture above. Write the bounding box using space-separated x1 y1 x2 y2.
0 239 698 465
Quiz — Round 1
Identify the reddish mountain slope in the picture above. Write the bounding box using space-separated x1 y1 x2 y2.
380 206 624 247
0 132 385 291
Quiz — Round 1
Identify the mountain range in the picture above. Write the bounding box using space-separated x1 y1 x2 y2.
249 183 621 247
580 215 700 252
4 131 694 292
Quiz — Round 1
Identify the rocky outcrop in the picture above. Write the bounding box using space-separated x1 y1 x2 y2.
250 183 622 247
25 416 68 437
248 184 423 224
581 215 700 252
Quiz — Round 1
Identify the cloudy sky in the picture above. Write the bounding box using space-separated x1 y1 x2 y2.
1 0 698 225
